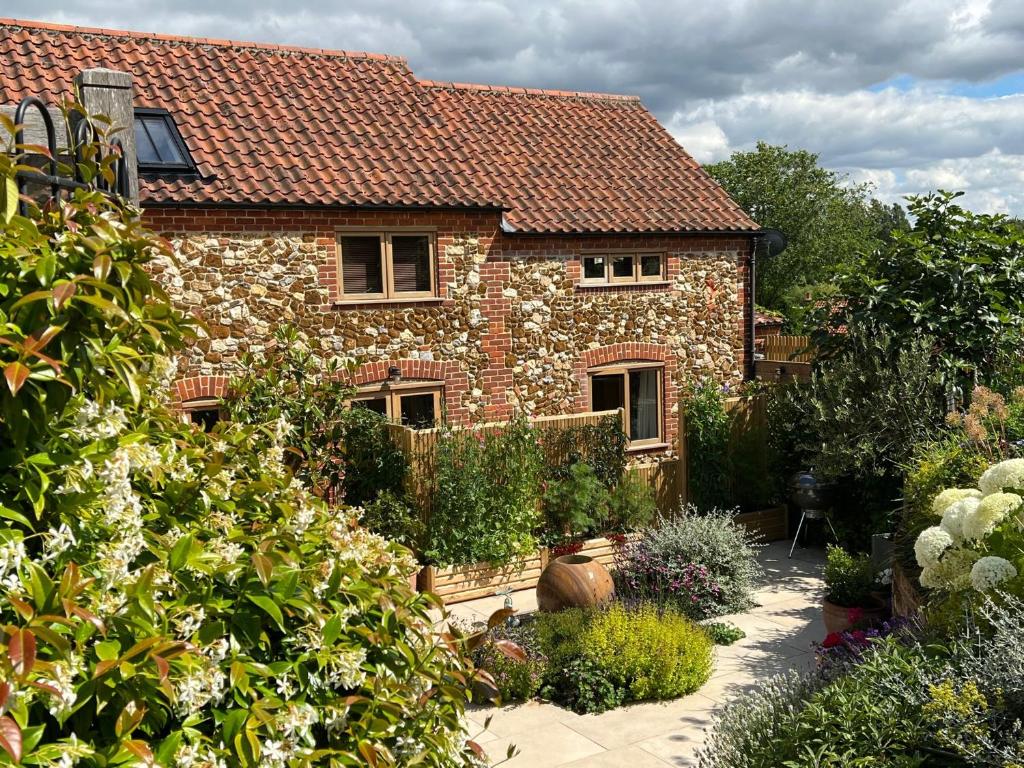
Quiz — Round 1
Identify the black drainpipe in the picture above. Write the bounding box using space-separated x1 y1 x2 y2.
747 234 762 381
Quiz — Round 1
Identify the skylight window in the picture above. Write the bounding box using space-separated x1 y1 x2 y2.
133 109 194 172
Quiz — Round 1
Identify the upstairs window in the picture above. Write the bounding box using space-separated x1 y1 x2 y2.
134 109 195 173
338 232 436 301
351 381 443 428
589 362 664 447
580 252 666 285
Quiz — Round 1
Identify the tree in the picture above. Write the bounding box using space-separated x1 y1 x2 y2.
815 191 1024 387
706 142 905 317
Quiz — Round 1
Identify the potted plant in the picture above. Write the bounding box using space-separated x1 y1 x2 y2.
822 545 887 633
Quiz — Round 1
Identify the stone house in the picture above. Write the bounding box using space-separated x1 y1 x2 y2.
0 18 760 458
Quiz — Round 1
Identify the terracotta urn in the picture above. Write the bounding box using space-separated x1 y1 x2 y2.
822 597 887 634
536 554 614 612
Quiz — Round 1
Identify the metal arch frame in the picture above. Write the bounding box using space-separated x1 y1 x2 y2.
11 96 128 214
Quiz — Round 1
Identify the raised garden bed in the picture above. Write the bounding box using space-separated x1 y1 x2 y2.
733 505 788 541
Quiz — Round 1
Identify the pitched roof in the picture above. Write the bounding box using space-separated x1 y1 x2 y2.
0 18 758 234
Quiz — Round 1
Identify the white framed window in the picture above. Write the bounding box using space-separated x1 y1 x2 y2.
338 231 436 301
588 362 664 446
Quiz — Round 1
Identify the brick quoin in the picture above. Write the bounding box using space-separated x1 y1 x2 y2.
146 206 753 458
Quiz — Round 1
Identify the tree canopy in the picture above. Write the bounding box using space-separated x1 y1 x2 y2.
706 142 908 319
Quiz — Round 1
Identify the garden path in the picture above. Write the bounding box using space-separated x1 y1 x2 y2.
450 540 827 767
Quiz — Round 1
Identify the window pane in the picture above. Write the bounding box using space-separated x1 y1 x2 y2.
140 116 186 164
353 397 388 417
629 369 660 441
134 120 161 165
591 374 625 413
583 256 605 280
392 235 431 293
342 236 384 295
400 393 436 428
189 408 220 432
611 255 634 279
640 254 662 278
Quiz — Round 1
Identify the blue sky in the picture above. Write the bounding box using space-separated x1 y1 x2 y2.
8 0 1024 215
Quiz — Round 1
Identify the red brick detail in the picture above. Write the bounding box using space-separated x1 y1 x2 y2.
174 375 230 403
581 343 670 369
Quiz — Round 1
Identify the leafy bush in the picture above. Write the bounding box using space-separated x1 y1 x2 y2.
475 643 545 704
539 414 627 488
534 604 713 713
614 509 763 619
360 489 423 547
0 140 483 766
334 405 409 507
684 381 732 510
425 417 543 566
541 462 609 542
824 545 878 607
605 472 657 532
702 621 745 646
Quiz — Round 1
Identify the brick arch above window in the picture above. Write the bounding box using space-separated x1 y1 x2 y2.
174 375 230 404
581 342 670 369
349 358 459 386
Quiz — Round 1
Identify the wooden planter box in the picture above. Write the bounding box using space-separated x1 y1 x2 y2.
733 506 788 542
418 549 549 605
576 535 631 568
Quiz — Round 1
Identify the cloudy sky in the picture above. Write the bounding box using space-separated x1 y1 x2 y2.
11 0 1024 214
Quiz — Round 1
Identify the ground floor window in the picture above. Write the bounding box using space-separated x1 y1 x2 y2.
351 382 443 428
589 363 664 446
181 397 222 431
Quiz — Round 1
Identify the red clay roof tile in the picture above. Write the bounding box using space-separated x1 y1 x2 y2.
0 18 757 234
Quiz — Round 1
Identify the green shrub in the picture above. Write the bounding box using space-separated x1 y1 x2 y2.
534 604 713 712
614 508 764 618
824 545 878 607
0 135 482 766
476 642 546 703
605 472 657 532
703 621 746 646
540 414 627 487
541 462 609 541
684 381 732 510
335 405 409 507
425 416 543 566
360 489 423 547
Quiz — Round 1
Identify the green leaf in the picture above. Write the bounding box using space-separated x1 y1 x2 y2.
168 534 194 572
246 595 285 629
1 176 16 224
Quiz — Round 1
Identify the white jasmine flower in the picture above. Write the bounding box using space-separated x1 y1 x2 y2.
979 458 1024 496
42 523 77 562
970 556 1018 592
914 526 953 568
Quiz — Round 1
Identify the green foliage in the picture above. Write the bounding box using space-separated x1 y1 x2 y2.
426 416 543 566
541 462 609 541
684 381 732 510
540 414 627 487
706 142 904 315
703 621 746 646
360 489 423 547
0 135 482 767
816 191 1024 386
225 325 351 492
475 642 545 704
534 604 713 713
615 509 764 618
824 546 878 607
333 405 409 507
605 472 657 532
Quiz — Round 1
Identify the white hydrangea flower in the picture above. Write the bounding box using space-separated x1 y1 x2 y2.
979 458 1024 496
918 566 940 589
961 492 1022 541
914 526 954 568
932 487 982 516
940 496 981 541
920 547 979 591
970 555 1018 592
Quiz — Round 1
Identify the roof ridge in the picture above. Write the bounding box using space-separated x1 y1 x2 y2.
0 17 406 64
418 78 641 104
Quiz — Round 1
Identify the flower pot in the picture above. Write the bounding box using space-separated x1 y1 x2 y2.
822 597 887 634
536 554 614 612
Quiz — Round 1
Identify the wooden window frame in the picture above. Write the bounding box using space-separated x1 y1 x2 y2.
350 380 444 427
180 396 223 431
579 250 666 286
337 229 437 302
587 361 665 447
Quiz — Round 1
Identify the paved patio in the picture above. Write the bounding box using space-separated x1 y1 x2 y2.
450 540 827 767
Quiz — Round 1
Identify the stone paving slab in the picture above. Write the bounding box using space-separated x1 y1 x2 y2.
449 540 826 766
